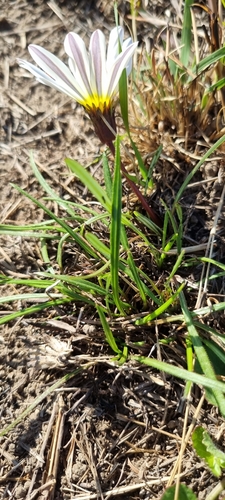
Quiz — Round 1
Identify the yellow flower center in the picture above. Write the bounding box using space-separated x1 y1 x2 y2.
80 94 112 113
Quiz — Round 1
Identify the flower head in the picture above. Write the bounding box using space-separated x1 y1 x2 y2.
17 27 138 146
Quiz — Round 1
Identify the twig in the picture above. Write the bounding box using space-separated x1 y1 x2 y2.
166 393 205 488
6 91 37 116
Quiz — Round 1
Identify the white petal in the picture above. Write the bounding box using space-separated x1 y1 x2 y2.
122 38 135 76
28 45 79 93
107 41 138 96
122 37 133 51
106 26 124 66
64 32 92 96
17 58 86 102
67 57 90 99
89 29 106 96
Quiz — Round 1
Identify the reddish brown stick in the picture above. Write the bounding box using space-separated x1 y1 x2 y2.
108 141 162 227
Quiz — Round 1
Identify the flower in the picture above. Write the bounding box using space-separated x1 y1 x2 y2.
17 27 138 146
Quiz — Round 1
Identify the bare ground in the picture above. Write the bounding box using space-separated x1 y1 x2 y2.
1 1 225 499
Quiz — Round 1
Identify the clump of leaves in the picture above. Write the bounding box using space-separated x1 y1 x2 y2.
128 0 225 161
192 426 225 478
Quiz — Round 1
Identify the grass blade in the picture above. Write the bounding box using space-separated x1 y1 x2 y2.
97 305 121 354
135 281 186 325
65 158 111 211
133 356 225 394
179 290 225 417
181 0 193 67
11 184 99 259
110 136 126 314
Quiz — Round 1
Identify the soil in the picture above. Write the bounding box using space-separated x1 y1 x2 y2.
1 1 225 499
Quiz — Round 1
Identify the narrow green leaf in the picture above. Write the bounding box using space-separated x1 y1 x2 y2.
200 256 225 271
110 135 126 314
180 291 225 417
102 151 112 199
134 212 162 236
0 298 74 326
118 345 129 365
129 135 148 180
193 47 225 76
30 152 75 217
0 229 59 239
200 338 225 375
0 276 57 288
133 355 225 393
85 232 110 258
145 145 162 191
135 282 185 325
96 305 121 354
65 158 111 211
185 336 194 398
11 183 99 259
120 225 147 305
0 293 61 303
203 77 225 94
167 251 185 282
36 273 111 297
195 335 225 406
181 0 193 67
119 66 129 132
